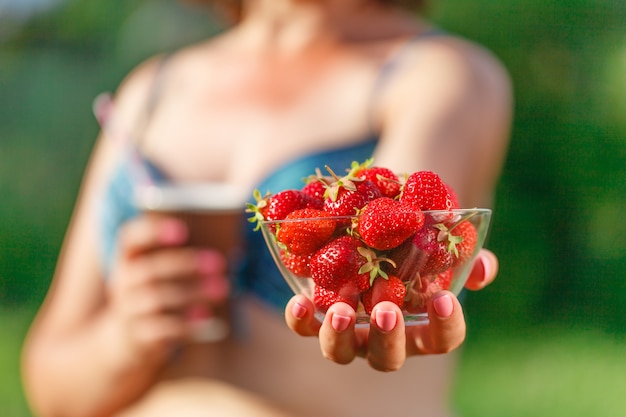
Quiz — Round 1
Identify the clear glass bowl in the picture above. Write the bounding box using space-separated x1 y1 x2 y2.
260 208 492 326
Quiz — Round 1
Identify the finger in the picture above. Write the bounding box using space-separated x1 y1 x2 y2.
129 280 199 316
365 301 406 371
131 313 191 359
284 295 321 337
407 291 465 355
199 272 231 303
127 248 226 287
318 302 358 365
113 249 228 314
464 249 499 291
117 215 188 258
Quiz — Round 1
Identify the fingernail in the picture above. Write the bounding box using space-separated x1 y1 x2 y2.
331 313 351 332
187 304 210 321
479 254 493 282
198 251 226 275
433 294 454 318
202 275 230 300
160 219 188 244
292 302 307 319
375 310 397 333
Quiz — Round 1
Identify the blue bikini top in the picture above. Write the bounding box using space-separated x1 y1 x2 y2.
99 139 377 311
98 29 444 312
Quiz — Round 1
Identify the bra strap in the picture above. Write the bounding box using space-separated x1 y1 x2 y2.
366 27 445 132
131 53 173 147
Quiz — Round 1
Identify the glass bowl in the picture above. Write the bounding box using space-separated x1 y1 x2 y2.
259 208 492 326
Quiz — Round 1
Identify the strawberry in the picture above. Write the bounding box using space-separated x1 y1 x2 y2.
247 189 323 231
404 269 453 313
355 197 424 250
409 218 454 275
385 238 428 283
309 236 374 293
400 171 454 211
450 219 477 268
324 180 382 216
267 189 324 219
361 275 406 315
433 268 454 290
280 249 312 277
313 283 360 312
276 208 336 255
445 183 460 209
301 169 331 201
301 180 327 202
324 179 382 218
322 163 382 219
409 211 479 275
355 165 402 199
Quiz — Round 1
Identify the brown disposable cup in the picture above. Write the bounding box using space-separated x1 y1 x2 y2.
134 183 248 342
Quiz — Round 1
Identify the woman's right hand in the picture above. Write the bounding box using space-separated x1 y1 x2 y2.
106 215 230 367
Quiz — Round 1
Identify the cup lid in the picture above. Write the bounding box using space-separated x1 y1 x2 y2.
134 183 248 213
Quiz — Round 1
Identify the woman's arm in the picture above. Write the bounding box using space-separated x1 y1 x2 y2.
20 57 220 417
285 34 513 371
373 35 513 207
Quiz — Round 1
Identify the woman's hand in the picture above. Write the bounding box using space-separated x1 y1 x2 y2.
106 215 230 367
285 248 498 371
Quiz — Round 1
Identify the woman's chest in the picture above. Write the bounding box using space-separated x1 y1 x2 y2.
138 59 379 188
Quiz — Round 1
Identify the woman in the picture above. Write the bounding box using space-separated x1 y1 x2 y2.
21 0 512 416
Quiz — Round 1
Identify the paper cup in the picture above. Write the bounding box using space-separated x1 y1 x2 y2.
134 182 248 342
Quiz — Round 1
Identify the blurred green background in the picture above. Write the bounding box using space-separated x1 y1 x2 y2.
1 0 625 416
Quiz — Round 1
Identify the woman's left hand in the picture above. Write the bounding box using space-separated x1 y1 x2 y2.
284 248 498 371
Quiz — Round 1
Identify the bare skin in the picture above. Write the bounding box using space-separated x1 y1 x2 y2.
21 1 512 416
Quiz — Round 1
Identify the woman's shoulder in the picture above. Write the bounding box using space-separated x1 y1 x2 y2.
372 28 513 132
391 30 513 102
109 54 169 133
110 35 228 129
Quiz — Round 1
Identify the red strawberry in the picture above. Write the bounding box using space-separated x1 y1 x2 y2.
247 189 323 231
361 275 406 315
400 171 454 211
324 179 382 218
301 180 327 201
313 283 359 312
404 269 453 313
411 218 455 275
385 238 427 283
280 249 312 277
433 268 454 290
450 219 477 268
410 212 478 275
355 166 402 199
276 208 336 255
445 183 460 209
267 189 325 219
355 197 424 250
322 163 382 217
309 236 373 293
301 171 331 201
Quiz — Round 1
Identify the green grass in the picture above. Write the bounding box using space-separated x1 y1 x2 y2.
454 328 626 417
0 307 36 417
1 308 625 417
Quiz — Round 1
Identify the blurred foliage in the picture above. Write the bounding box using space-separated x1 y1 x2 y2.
428 0 626 334
1 0 625 340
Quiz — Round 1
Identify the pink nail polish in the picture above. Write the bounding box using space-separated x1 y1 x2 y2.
202 275 230 300
198 251 225 275
331 314 350 332
479 254 493 282
375 310 397 332
292 302 307 319
160 219 188 244
433 294 454 318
